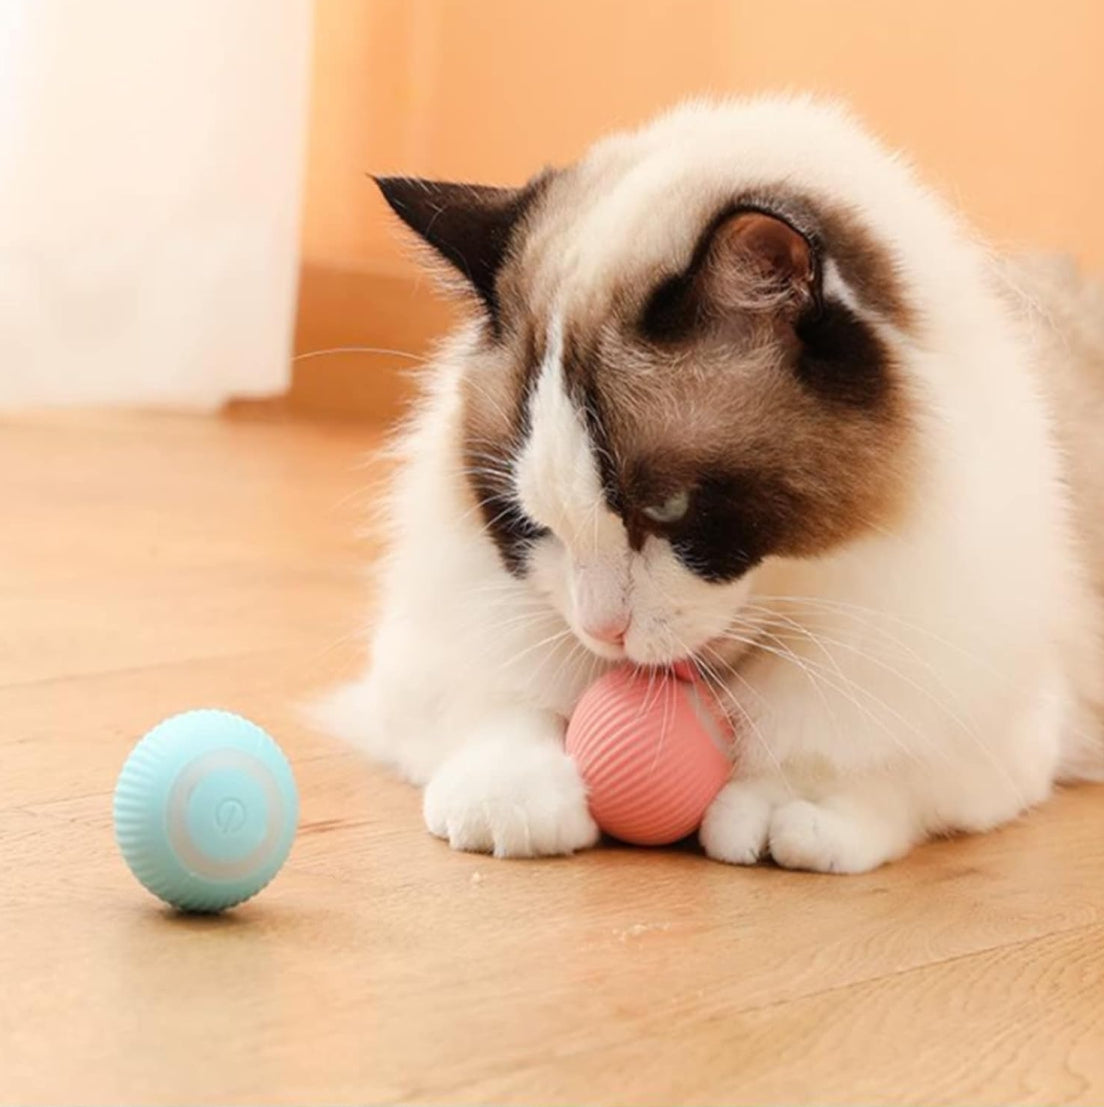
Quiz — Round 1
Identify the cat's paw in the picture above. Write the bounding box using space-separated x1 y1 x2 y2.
768 799 886 874
423 735 599 858
702 783 907 874
699 780 777 865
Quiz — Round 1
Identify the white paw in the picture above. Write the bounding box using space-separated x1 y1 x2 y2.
699 781 776 865
768 799 883 874
423 735 599 858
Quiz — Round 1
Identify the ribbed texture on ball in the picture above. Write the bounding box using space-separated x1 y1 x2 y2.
114 710 298 913
566 669 733 846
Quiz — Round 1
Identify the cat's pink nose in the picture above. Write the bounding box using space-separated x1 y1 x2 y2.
584 615 630 646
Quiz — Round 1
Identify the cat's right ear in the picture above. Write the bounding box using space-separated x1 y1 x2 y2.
373 176 535 321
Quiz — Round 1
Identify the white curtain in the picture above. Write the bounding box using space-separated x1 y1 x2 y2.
0 0 312 409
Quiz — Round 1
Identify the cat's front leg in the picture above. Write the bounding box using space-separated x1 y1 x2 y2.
701 772 923 874
422 706 599 858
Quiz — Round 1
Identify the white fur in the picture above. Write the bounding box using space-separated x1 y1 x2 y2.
316 96 1103 872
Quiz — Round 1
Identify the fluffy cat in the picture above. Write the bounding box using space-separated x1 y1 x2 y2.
317 96 1104 873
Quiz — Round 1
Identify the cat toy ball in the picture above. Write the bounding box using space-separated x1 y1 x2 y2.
566 666 735 846
113 710 299 912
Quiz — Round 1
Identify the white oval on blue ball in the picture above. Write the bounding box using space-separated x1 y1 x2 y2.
114 710 299 913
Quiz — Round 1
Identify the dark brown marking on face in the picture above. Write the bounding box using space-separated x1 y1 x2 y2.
556 196 916 583
668 469 789 582
467 469 547 577
795 299 896 409
457 326 548 577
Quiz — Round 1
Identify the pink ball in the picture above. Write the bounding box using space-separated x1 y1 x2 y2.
566 666 735 846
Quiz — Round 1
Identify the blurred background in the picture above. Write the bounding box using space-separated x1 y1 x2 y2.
3 0 1102 419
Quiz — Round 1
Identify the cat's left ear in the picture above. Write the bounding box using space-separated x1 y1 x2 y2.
644 207 821 338
373 176 535 319
705 210 819 313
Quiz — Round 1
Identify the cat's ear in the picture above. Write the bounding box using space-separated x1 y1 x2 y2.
644 208 819 338
373 176 533 317
706 211 817 310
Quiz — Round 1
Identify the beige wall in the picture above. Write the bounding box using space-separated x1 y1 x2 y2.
295 0 1104 416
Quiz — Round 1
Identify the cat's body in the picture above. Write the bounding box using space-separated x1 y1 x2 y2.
319 97 1104 872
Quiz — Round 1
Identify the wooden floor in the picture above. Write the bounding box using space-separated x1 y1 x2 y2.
3 410 1103 1105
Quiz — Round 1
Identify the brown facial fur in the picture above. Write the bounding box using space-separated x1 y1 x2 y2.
459 331 545 574
562 303 914 579
453 183 917 580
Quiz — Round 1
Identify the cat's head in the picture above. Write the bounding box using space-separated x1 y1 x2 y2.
378 98 921 665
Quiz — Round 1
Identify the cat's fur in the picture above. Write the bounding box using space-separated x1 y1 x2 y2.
317 96 1104 873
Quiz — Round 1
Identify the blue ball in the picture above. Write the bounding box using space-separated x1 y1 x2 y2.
113 710 299 913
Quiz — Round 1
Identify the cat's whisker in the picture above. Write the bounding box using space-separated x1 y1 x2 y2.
460 450 517 476
480 609 564 637
746 627 862 759
465 498 530 540
693 644 795 797
527 629 580 689
463 382 518 431
742 598 1029 789
297 626 372 678
742 601 971 732
646 664 678 777
505 627 575 670
751 593 1008 681
327 479 392 515
749 611 983 742
641 659 665 718
460 581 548 605
724 620 847 740
462 591 548 610
739 606 857 719
292 345 427 365
718 629 934 769
748 617 1030 804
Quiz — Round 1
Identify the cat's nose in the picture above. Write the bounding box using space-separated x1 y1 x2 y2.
583 614 630 646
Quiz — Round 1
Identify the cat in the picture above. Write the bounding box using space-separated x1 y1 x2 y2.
316 95 1104 873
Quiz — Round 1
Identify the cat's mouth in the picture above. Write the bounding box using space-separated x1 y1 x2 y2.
575 629 629 662
574 625 702 668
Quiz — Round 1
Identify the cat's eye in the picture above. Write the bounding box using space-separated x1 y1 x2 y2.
642 489 690 524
